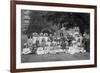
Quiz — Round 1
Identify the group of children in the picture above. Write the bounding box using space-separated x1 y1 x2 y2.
22 27 86 55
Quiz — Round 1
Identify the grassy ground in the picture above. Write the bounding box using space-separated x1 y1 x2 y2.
21 52 90 63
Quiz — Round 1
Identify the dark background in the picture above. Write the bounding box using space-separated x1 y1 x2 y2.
21 10 90 36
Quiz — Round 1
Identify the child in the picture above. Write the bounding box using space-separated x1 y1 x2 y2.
22 43 31 54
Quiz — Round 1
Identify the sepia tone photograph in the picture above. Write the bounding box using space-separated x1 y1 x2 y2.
21 10 90 63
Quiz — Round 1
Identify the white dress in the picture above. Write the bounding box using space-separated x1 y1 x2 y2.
44 36 49 42
32 36 38 44
36 47 44 55
22 48 31 54
38 36 43 45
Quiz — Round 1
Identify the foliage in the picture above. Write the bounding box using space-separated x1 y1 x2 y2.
22 10 90 35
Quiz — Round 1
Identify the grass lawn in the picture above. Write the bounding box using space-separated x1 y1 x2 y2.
21 52 90 63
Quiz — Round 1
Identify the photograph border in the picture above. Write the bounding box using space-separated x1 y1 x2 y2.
10 0 97 72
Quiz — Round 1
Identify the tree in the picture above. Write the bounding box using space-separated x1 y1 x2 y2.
22 10 90 35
